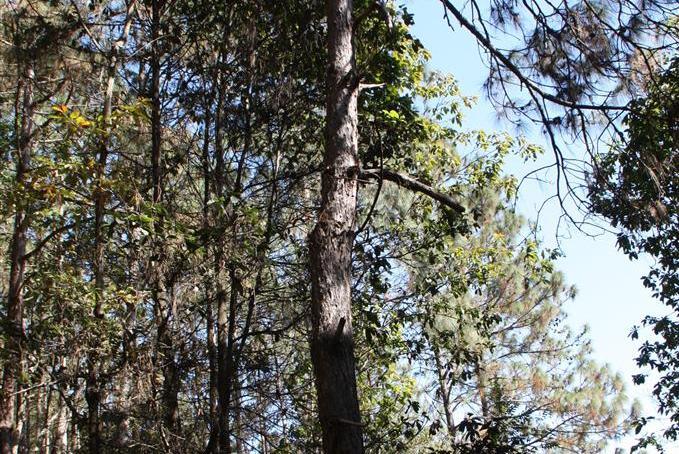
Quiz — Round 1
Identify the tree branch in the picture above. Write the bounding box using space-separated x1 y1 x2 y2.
23 218 91 261
360 168 465 214
438 0 628 113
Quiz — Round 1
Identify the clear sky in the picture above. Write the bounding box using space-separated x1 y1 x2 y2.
405 1 675 452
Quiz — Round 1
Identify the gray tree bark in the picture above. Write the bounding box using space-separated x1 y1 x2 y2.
309 0 363 452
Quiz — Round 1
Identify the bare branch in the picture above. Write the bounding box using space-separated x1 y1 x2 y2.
360 168 465 214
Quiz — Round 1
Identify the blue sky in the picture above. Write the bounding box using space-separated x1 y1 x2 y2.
404 0 674 451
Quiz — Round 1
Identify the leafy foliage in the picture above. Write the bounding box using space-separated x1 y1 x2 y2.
0 0 655 452
590 57 679 449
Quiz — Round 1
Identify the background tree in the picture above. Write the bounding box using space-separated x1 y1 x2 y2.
432 1 678 449
425 197 633 452
589 56 679 450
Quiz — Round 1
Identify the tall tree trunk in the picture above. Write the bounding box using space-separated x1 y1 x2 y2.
309 0 363 452
206 65 228 453
201 87 218 440
217 266 237 454
150 0 162 208
86 5 137 449
233 381 243 454
206 282 217 443
94 0 135 316
1 63 34 454
41 385 52 454
218 39 256 452
147 0 180 434
18 387 28 454
68 408 77 452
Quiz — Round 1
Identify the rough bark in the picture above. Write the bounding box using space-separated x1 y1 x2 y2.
68 408 78 452
41 385 52 453
309 0 363 452
52 399 68 454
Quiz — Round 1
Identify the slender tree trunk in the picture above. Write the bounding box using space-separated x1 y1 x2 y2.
205 70 227 454
218 42 256 452
68 397 79 453
233 383 243 454
206 283 217 438
93 0 135 316
53 207 69 454
52 386 68 453
150 0 162 208
85 364 102 453
475 359 489 419
41 385 51 454
86 6 137 450
31 383 39 453
158 294 181 432
147 0 180 434
1 63 34 454
433 347 457 441
92 53 112 319
45 388 54 453
217 266 237 454
201 88 218 440
309 0 363 452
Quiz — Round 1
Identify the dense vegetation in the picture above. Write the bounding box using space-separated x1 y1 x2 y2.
590 57 679 451
0 0 676 453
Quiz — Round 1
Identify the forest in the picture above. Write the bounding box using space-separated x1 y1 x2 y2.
0 0 677 452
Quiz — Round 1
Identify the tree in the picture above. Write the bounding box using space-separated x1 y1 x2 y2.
430 1 678 448
426 202 633 452
589 56 679 450
309 0 364 452
348 119 633 452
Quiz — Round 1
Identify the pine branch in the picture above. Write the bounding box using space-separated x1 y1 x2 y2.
359 168 465 214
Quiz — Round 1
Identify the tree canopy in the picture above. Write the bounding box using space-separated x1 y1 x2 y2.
0 0 676 453
590 56 679 451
